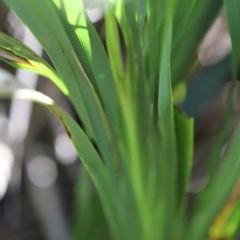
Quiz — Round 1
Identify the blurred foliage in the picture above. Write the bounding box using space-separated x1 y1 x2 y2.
0 0 239 240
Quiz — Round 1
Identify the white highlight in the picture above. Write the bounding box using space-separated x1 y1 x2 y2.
27 156 58 188
198 12 231 66
54 133 77 165
86 8 104 23
0 143 14 199
12 89 55 106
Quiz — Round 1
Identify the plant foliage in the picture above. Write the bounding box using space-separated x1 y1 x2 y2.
0 0 240 239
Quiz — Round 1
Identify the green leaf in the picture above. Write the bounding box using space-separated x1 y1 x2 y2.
210 194 240 239
3 0 93 138
0 67 130 240
105 6 124 84
224 0 240 80
3 0 119 172
187 123 240 240
156 7 178 240
0 32 67 94
52 0 120 130
0 68 103 176
174 107 194 203
72 168 110 240
172 0 222 85
186 2 240 239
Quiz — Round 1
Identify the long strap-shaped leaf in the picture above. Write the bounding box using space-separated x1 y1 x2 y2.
171 0 222 85
156 3 178 239
3 0 119 171
187 1 240 239
4 0 93 135
51 0 120 131
187 124 240 240
224 0 240 80
0 32 67 94
0 67 133 240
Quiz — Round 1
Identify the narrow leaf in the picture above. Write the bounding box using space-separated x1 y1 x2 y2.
174 107 194 203
0 32 67 94
52 0 120 129
172 0 222 85
156 9 178 240
224 0 240 80
3 0 119 172
187 123 240 240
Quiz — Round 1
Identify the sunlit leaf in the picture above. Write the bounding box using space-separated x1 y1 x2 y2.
0 32 67 94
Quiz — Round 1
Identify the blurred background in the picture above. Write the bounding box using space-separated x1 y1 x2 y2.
0 2 238 240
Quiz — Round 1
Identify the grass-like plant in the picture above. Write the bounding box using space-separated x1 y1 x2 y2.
0 0 240 239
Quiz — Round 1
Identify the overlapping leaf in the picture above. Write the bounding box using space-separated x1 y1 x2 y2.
1 0 240 240
0 32 67 94
3 0 120 173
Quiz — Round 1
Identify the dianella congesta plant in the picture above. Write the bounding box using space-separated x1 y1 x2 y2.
0 0 240 239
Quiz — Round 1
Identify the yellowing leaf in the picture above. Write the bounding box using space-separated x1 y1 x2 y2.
210 182 240 240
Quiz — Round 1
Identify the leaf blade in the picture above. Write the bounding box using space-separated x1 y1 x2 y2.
3 0 119 172
0 31 67 94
